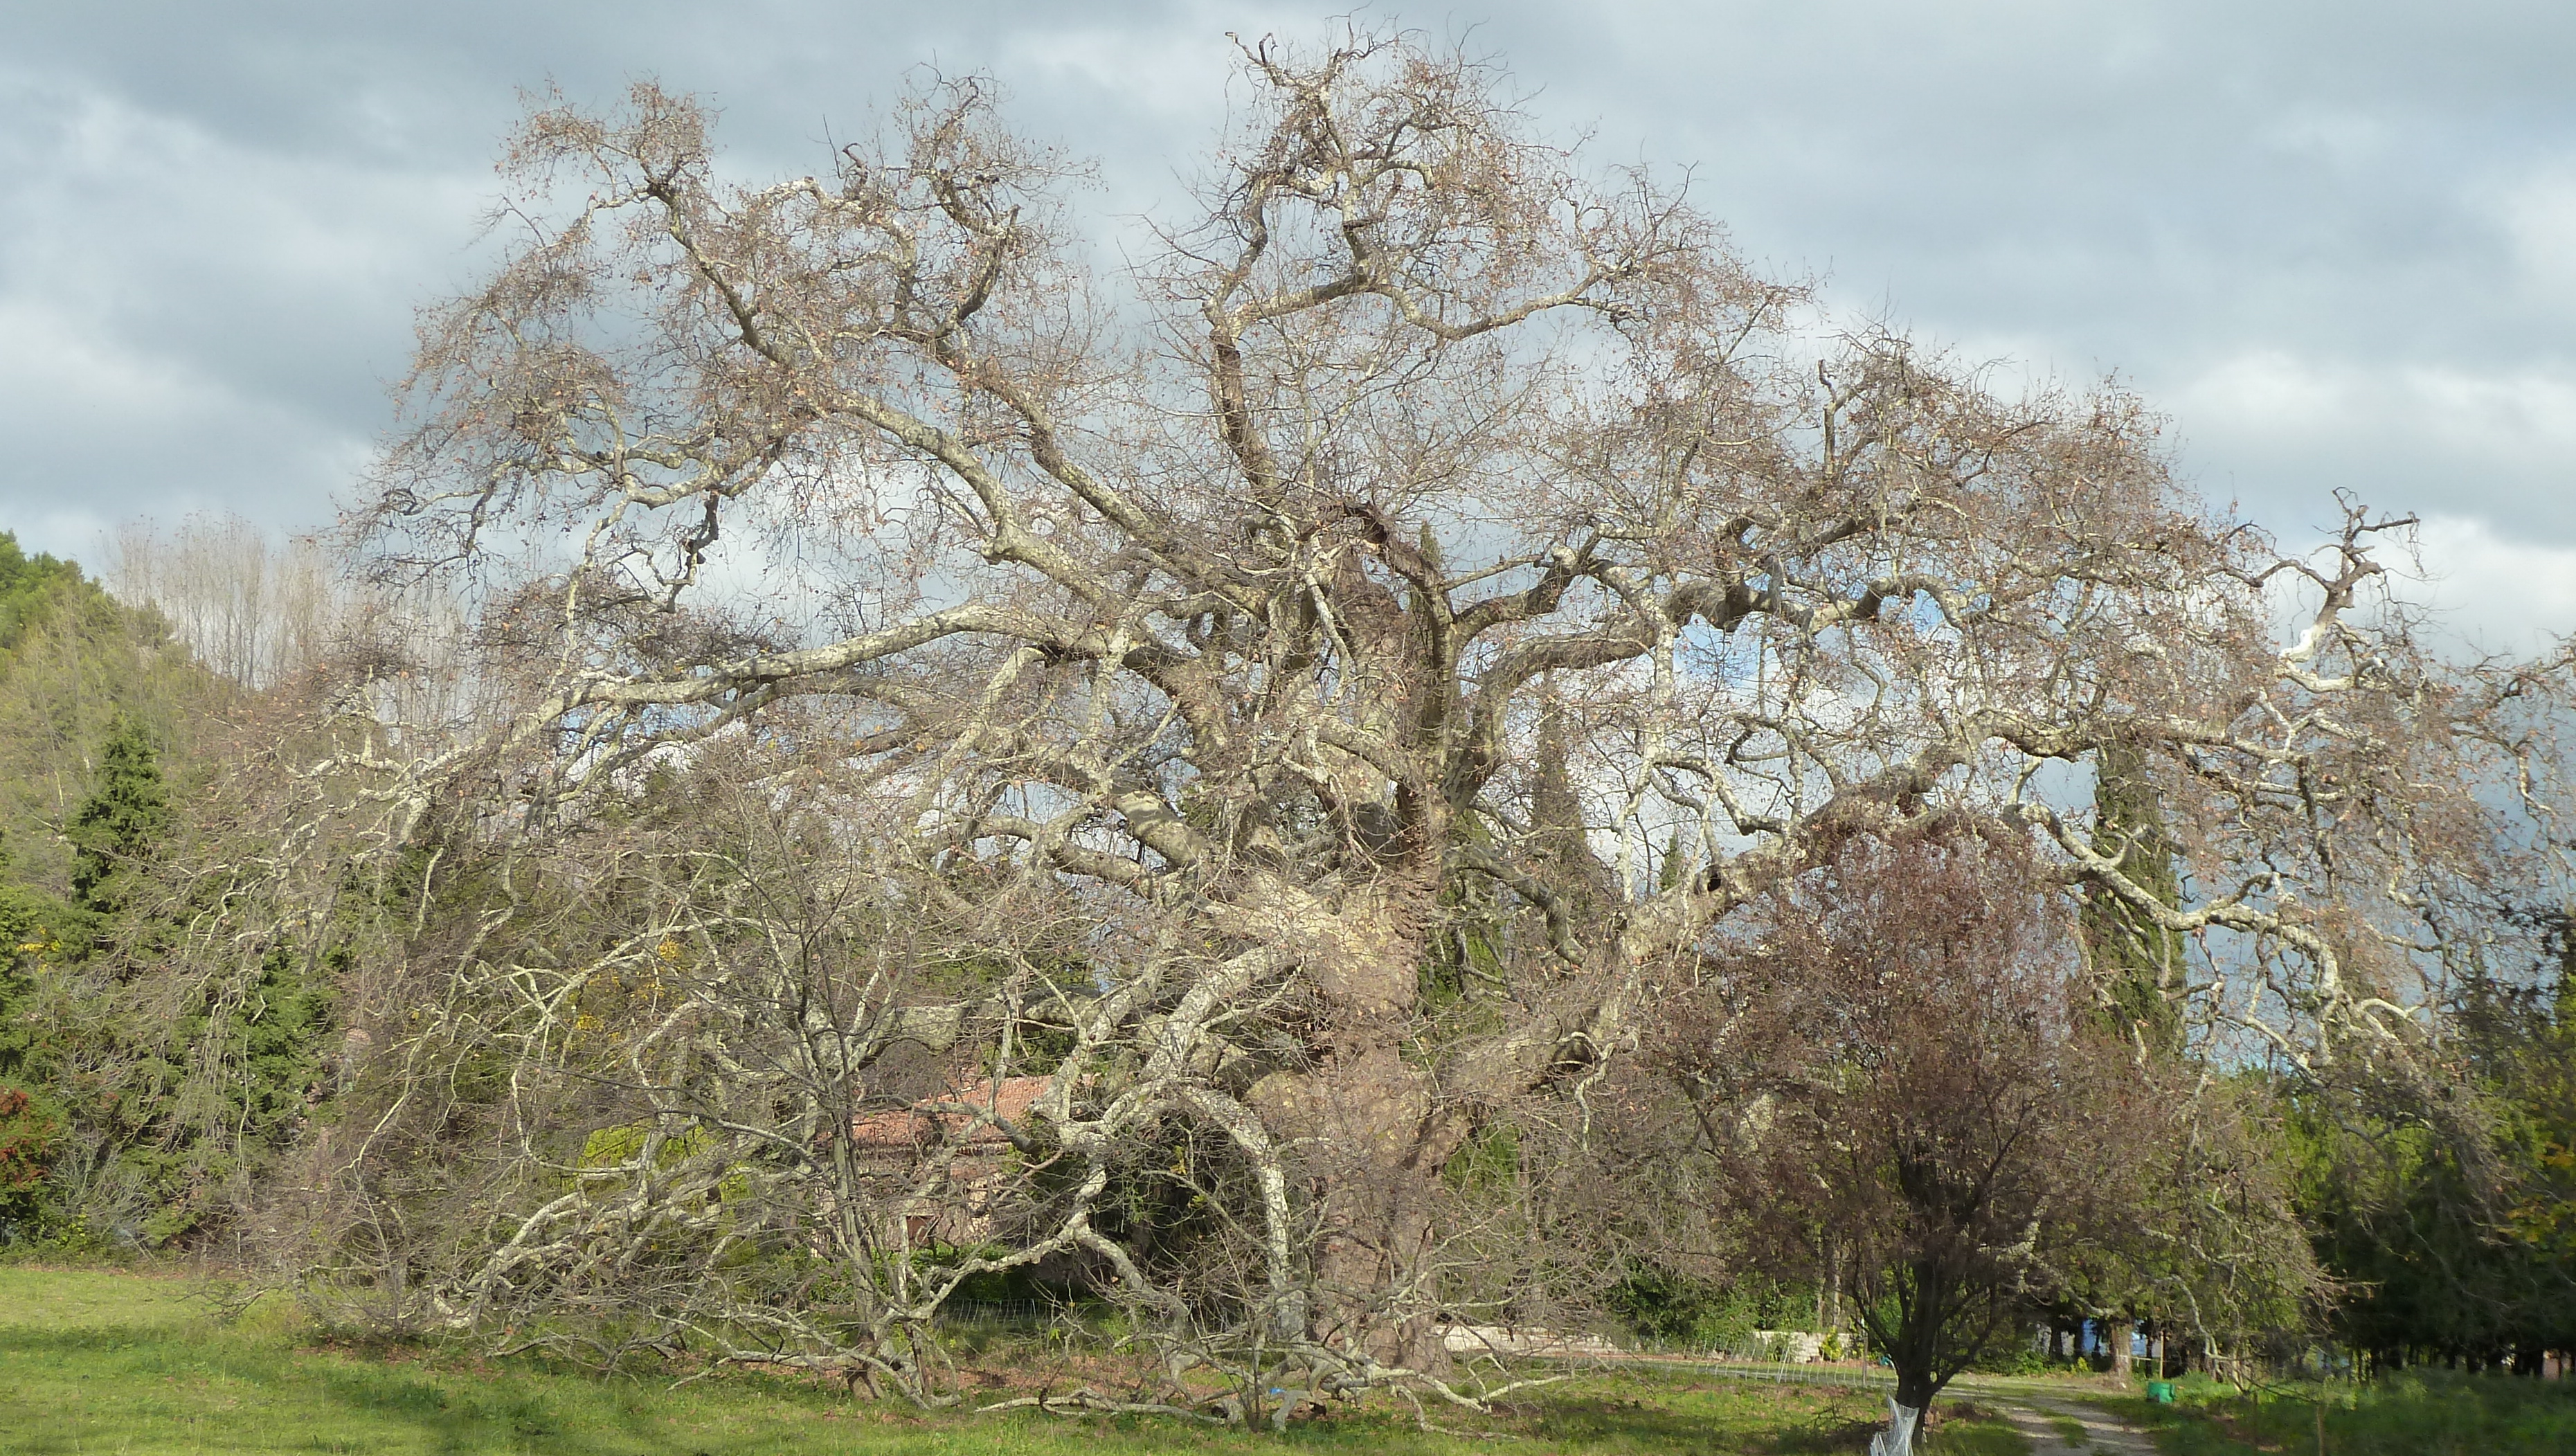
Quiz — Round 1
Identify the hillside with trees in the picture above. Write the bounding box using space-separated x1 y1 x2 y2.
0 530 335 1249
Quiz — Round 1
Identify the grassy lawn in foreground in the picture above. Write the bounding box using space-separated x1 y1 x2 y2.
0 1266 2025 1455
2089 1369 2576 1456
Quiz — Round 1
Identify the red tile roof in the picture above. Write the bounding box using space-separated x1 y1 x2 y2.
847 1075 1052 1149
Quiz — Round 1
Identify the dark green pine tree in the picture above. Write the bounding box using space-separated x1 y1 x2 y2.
2081 742 2186 1058
232 940 334 1162
66 712 170 920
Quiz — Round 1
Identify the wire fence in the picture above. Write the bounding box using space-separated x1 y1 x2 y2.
933 1298 1067 1329
1557 1347 1901 1392
1655 1356 1900 1393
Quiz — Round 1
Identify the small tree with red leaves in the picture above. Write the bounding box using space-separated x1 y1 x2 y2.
0 1084 63 1234
1650 824 2156 1420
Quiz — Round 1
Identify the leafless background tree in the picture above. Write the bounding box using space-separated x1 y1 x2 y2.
107 514 341 690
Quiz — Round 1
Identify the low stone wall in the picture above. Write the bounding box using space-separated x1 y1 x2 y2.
1441 1324 1624 1357
1747 1329 1826 1363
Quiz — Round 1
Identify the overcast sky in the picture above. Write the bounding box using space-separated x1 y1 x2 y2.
4 1 2573 649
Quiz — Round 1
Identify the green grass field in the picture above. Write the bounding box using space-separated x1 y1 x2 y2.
2093 1369 2576 1456
0 1266 2028 1455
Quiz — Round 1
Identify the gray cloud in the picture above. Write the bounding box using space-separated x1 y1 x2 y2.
3 1 2570 640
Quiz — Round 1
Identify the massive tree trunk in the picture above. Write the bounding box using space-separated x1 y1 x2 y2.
1299 1050 1464 1374
1234 867 1475 1372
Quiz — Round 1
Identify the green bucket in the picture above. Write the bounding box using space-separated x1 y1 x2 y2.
2146 1380 2177 1405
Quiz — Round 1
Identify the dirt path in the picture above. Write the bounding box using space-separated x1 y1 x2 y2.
1988 1393 2161 1456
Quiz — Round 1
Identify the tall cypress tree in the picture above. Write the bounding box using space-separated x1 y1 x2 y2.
53 710 335 1243
66 712 170 920
2082 742 2186 1057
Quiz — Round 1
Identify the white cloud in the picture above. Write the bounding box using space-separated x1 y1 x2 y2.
0 72 485 554
0 298 241 434
2177 350 2576 480
2393 514 2576 657
995 18 1240 124
2407 367 2576 462
2177 351 2354 433
2259 106 2396 173
2495 165 2576 309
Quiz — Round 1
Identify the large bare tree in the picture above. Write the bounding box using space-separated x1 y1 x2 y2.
316 30 2565 1410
